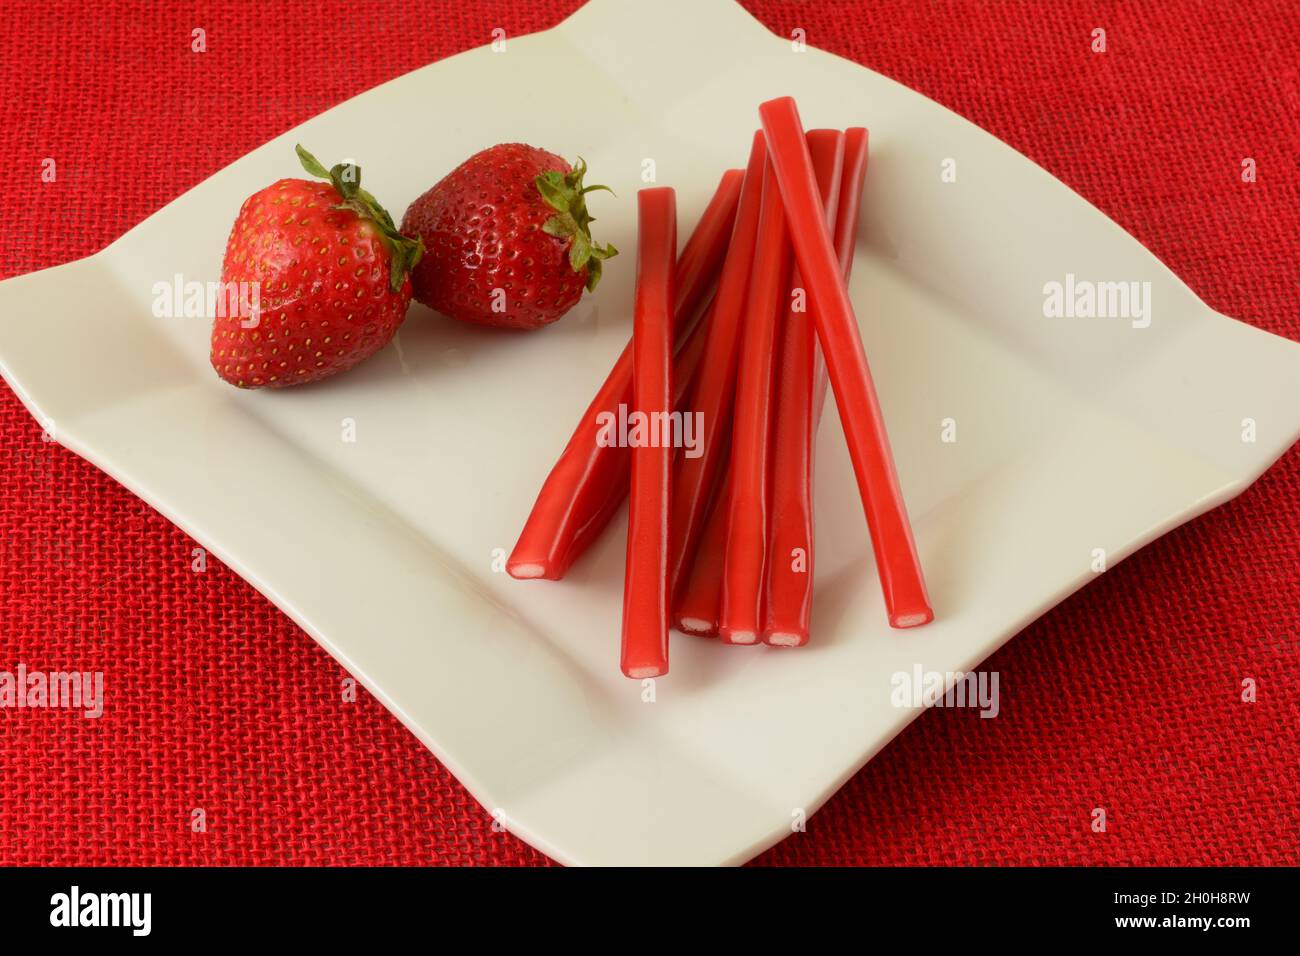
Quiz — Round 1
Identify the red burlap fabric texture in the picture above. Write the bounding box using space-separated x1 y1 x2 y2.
1 1 1296 865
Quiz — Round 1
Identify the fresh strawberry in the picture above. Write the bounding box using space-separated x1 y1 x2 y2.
212 145 423 388
400 143 617 330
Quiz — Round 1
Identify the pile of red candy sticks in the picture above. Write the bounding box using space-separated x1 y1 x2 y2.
509 96 932 678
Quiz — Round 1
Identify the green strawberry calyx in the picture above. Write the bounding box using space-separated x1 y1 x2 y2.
535 158 619 292
295 144 424 293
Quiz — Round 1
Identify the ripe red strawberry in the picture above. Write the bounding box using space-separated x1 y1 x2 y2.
400 143 617 330
212 145 424 388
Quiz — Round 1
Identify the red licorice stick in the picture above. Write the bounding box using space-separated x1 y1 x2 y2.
674 469 731 637
622 187 676 679
718 155 793 645
759 96 933 628
764 130 860 647
672 300 712 409
811 127 868 422
508 169 745 581
665 132 767 598
803 131 868 431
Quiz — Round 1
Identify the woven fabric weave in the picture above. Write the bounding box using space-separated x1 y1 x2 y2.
0 0 1296 866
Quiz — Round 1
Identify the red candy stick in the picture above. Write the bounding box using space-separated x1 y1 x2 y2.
509 169 744 581
765 130 861 646
674 469 731 637
621 187 676 679
718 155 793 645
759 96 933 628
813 127 869 424
665 133 767 597
672 300 712 409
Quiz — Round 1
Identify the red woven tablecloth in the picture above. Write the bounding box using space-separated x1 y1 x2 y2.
2 0 1296 866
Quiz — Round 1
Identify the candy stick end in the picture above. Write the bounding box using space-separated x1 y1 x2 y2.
719 629 758 645
890 609 934 629
623 663 667 679
766 631 805 647
677 617 715 636
507 562 548 580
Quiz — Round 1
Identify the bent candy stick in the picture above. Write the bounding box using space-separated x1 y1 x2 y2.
759 96 934 628
718 154 792 645
665 132 767 597
621 187 676 679
508 168 745 580
764 129 858 647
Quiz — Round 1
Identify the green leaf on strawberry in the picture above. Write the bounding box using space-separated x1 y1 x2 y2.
533 156 618 291
295 144 424 293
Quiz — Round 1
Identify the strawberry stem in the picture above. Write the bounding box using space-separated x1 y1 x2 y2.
536 156 618 292
295 144 424 293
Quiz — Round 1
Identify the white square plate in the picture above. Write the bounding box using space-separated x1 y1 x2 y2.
2 0 1298 865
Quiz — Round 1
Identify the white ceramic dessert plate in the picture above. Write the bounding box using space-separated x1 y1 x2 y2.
2 0 1298 866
